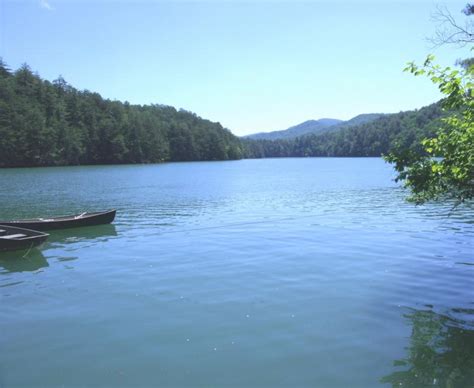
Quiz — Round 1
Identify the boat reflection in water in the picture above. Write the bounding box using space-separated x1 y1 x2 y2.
381 307 474 387
0 224 117 273
46 224 118 246
0 250 49 273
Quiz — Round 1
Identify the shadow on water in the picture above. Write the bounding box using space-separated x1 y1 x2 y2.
46 224 118 245
0 225 117 273
381 308 474 387
0 250 49 273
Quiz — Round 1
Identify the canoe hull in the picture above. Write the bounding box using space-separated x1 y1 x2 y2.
0 226 49 252
0 210 116 231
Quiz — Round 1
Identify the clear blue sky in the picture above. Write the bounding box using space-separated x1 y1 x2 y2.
0 0 471 135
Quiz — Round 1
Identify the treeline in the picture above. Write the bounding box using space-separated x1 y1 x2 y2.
243 103 445 158
0 61 244 167
0 60 447 167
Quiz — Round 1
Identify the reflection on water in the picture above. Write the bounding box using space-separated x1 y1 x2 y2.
46 224 118 256
381 308 474 387
47 224 117 245
0 159 472 386
0 225 117 274
0 250 49 273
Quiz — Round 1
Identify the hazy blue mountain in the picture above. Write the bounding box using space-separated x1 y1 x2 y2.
245 114 384 140
334 113 385 129
245 118 342 140
242 103 444 159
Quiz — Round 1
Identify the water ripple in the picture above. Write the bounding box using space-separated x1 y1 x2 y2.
0 158 472 387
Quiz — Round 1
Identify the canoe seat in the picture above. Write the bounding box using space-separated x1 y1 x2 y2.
0 229 7 236
0 234 27 240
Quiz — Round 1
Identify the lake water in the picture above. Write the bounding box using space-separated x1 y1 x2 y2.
0 158 473 387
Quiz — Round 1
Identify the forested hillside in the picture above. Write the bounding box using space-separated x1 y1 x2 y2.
0 61 244 167
0 61 446 167
330 113 384 130
243 103 444 158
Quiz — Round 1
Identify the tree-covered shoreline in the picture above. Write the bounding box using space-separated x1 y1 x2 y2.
244 102 445 159
0 60 447 168
0 61 244 168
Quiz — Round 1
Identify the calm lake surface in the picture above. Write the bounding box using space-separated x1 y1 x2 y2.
0 158 473 387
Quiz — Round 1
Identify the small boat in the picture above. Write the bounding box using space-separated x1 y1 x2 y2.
0 225 49 252
0 210 116 231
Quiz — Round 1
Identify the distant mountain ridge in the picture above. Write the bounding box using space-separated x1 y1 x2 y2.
332 113 385 130
242 102 444 159
245 113 384 140
245 118 342 140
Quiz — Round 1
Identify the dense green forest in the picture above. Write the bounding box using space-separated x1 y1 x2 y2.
0 60 244 167
244 103 445 158
0 60 446 167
